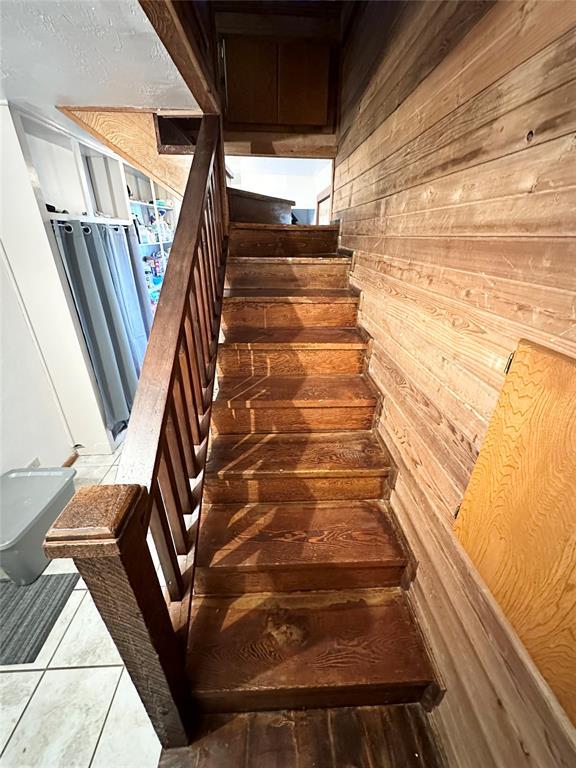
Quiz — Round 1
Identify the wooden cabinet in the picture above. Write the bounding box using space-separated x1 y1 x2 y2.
223 35 332 128
225 37 278 124
277 41 330 125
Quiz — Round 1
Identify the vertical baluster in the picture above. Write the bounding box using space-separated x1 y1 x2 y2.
207 174 219 265
209 177 222 255
198 242 213 336
183 307 206 417
187 282 209 388
157 444 188 555
205 184 218 271
177 337 202 452
149 484 184 601
206 187 221 294
211 172 223 255
201 218 216 308
204 208 218 314
194 258 214 357
172 365 200 476
165 405 195 517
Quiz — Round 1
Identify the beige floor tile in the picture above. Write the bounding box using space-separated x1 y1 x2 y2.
0 667 121 767
43 558 77 576
49 594 122 668
91 670 161 768
0 671 41 753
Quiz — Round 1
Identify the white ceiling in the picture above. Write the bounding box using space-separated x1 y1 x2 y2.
0 0 199 126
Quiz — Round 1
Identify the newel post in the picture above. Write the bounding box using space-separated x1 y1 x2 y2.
44 484 191 748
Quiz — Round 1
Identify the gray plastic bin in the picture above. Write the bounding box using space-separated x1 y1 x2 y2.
0 468 76 585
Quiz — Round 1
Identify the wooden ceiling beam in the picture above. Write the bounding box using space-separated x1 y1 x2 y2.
139 0 220 115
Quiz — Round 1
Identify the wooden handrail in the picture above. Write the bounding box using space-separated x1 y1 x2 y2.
44 114 228 748
117 114 219 489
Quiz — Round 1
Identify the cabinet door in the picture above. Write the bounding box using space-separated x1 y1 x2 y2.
224 36 278 124
278 41 330 126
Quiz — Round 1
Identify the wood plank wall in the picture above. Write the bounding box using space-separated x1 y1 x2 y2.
334 1 576 765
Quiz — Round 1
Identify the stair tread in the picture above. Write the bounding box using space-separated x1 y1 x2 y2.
206 432 390 478
223 288 357 303
220 327 367 348
188 589 435 700
215 374 377 408
231 223 340 231
197 500 407 570
227 255 350 264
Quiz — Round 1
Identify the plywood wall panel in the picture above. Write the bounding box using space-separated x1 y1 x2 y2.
455 341 576 723
336 0 576 763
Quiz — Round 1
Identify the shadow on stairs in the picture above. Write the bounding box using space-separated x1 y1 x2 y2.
163 224 446 767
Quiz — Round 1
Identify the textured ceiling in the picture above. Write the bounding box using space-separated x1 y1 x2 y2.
0 0 199 123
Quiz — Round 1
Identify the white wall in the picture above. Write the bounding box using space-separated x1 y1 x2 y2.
0 245 72 473
25 127 86 215
226 157 332 211
0 104 112 455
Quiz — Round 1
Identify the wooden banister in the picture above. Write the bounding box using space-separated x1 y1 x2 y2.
44 114 228 748
117 114 220 490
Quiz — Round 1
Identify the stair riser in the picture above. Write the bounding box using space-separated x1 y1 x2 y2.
195 685 431 714
212 406 375 434
204 476 387 504
229 229 339 258
222 302 357 329
217 349 365 376
195 566 406 595
225 264 350 290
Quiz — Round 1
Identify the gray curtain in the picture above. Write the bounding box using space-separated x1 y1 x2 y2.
125 224 153 337
100 224 149 375
54 221 150 436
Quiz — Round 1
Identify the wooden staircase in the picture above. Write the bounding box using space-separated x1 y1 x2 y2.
190 223 437 714
44 122 442 762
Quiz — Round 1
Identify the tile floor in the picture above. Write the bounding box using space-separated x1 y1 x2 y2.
0 447 162 768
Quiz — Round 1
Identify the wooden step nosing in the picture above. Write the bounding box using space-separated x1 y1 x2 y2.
193 679 434 699
210 429 377 442
227 256 350 265
204 499 391 513
220 341 367 350
223 296 358 305
196 558 408 572
230 222 340 230
206 467 390 479
213 398 376 408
